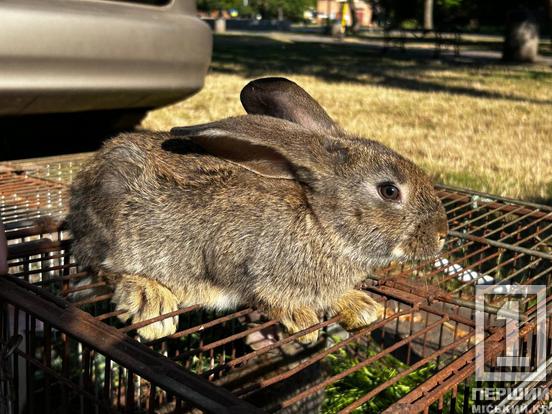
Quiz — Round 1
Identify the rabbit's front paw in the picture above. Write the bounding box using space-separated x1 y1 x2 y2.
112 275 179 341
269 306 320 344
333 290 384 330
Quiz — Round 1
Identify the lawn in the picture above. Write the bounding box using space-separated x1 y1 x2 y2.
143 33 552 204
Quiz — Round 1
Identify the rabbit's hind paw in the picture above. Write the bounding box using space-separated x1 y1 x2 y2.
112 275 179 341
269 306 320 345
333 290 384 330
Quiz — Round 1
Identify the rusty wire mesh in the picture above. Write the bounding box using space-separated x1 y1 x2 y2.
0 154 551 414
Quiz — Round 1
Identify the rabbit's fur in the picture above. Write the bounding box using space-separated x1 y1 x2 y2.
67 78 448 342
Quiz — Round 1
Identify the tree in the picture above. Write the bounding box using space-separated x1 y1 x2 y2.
423 0 433 31
197 0 314 21
547 0 552 32
503 7 539 62
348 0 360 33
243 0 315 20
197 0 241 14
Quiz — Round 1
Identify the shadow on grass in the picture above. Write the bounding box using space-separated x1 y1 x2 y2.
357 33 552 57
212 34 552 105
529 182 552 206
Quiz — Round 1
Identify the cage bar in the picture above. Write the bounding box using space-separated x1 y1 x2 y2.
1 154 550 413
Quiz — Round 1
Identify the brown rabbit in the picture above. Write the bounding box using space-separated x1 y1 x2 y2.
67 77 448 343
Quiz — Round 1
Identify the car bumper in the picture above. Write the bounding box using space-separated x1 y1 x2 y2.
0 0 212 115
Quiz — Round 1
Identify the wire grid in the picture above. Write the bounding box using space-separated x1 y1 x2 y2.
0 153 551 414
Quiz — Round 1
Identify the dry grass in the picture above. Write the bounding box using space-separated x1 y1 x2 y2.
143 34 552 203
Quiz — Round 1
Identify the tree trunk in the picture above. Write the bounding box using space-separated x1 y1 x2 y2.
214 8 226 33
503 8 539 63
348 0 359 33
547 0 552 53
423 0 433 31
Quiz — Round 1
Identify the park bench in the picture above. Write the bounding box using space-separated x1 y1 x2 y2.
382 22 464 57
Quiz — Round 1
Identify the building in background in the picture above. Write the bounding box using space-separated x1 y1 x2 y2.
316 0 373 27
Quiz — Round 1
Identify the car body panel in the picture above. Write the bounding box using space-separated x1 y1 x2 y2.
0 0 212 115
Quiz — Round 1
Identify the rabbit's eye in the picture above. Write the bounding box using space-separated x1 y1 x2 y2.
377 183 401 202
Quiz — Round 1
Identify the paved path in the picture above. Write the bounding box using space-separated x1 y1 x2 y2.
221 30 552 66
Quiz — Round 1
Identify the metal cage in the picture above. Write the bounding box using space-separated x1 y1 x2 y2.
0 154 551 414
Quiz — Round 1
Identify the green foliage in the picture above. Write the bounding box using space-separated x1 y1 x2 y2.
436 0 462 8
250 0 316 20
377 0 548 31
198 0 315 21
197 0 242 13
322 340 479 413
400 19 419 30
376 0 418 25
322 342 436 413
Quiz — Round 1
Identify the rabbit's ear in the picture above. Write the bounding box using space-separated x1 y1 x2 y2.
240 77 343 135
171 115 346 181
171 118 296 179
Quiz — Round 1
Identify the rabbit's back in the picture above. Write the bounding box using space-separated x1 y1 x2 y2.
67 132 323 304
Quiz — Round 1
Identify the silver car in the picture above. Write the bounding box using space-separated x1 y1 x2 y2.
0 0 212 116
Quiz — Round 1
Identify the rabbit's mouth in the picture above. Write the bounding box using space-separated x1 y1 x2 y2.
393 252 443 267
392 220 448 264
391 241 445 264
